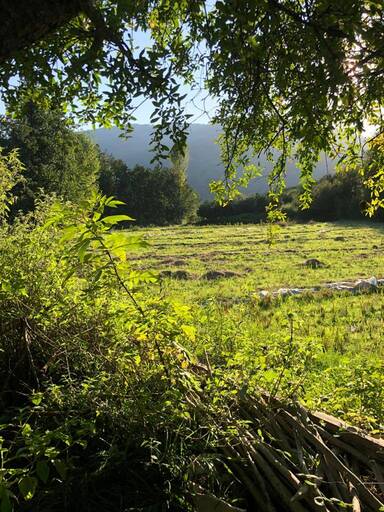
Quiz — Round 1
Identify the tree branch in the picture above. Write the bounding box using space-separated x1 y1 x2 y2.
0 0 87 63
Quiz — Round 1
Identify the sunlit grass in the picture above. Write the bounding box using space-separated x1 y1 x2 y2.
129 221 384 427
132 220 384 301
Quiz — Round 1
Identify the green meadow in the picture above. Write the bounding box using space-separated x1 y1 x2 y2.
132 221 384 429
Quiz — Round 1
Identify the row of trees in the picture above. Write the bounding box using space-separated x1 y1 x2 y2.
198 194 269 224
281 171 368 222
99 152 198 226
199 165 384 225
3 103 384 226
282 141 384 222
199 176 383 225
0 103 198 226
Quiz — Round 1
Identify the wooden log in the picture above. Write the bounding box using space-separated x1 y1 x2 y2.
281 411 384 511
311 411 384 463
222 445 270 511
248 448 309 512
370 460 384 495
314 423 372 467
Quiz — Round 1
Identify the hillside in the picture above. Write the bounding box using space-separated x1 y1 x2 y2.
87 124 334 200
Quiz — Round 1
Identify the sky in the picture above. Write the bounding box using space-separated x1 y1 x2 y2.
127 86 217 125
0 102 218 130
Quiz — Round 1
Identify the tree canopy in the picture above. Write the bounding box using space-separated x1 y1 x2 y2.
0 103 100 213
1 1 384 207
99 151 198 225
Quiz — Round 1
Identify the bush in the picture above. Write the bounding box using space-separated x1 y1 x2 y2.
0 194 206 510
282 170 384 222
302 171 366 221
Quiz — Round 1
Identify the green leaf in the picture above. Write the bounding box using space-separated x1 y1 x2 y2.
60 225 79 243
54 460 67 480
77 239 91 262
181 324 196 341
36 461 50 484
0 488 12 512
102 215 134 225
62 268 76 285
18 476 38 500
111 246 127 261
124 236 149 249
92 268 103 283
31 392 43 406
104 198 125 207
22 423 32 437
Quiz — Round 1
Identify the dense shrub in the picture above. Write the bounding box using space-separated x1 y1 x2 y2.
362 132 384 215
282 169 384 222
290 171 367 221
0 194 206 511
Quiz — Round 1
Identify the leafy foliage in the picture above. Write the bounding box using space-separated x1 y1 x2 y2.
199 193 268 224
0 147 24 219
99 153 199 225
363 133 384 216
0 191 198 510
2 1 384 202
282 138 384 221
281 171 368 221
0 102 100 214
200 169 382 224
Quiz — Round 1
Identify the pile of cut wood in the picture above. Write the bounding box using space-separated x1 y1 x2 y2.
191 392 384 511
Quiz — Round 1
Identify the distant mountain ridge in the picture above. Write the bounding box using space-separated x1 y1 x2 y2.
87 124 334 200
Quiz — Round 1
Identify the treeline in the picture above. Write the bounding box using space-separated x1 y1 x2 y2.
198 194 268 224
199 169 384 224
281 170 379 222
199 135 384 224
99 153 198 226
4 103 384 227
0 103 198 226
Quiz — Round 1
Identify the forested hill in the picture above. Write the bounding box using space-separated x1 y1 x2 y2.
87 124 334 200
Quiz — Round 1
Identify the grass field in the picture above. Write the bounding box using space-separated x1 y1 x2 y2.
130 221 384 429
132 221 384 299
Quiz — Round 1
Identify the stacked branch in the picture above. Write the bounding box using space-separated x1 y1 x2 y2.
189 387 384 511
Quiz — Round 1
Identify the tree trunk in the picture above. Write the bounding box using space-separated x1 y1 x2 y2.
0 0 85 63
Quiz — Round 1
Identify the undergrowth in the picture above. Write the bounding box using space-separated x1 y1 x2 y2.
0 159 382 510
0 194 253 511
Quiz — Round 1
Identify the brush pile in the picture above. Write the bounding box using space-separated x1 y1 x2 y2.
190 391 384 511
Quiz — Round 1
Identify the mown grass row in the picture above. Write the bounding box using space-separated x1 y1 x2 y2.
132 221 384 302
